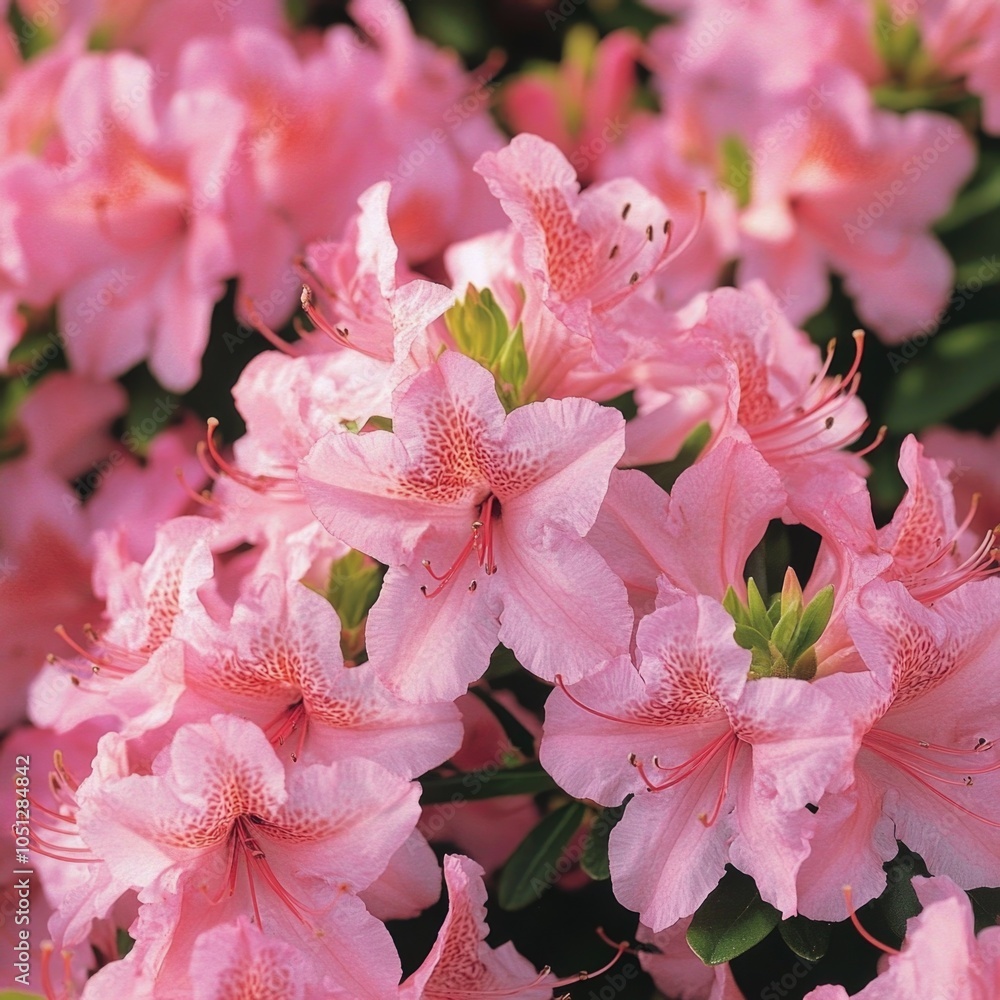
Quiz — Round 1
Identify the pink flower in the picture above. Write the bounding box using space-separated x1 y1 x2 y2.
922 424 1000 552
805 876 1000 999
735 69 975 341
542 588 856 929
294 180 455 378
400 854 553 1000
178 565 463 774
624 283 872 485
300 351 631 701
474 134 688 342
29 516 215 737
76 714 417 998
877 434 998 604
796 576 1000 919
1 373 202 728
597 115 740 310
7 51 242 389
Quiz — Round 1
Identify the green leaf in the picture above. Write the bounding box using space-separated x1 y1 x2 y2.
498 800 588 910
419 762 557 805
779 915 833 962
968 887 1000 933
876 847 927 940
746 578 773 638
884 323 1000 431
722 586 746 626
0 992 46 1000
495 322 529 400
733 623 770 652
786 585 835 668
580 803 627 882
687 868 781 965
468 687 536 759
485 643 522 681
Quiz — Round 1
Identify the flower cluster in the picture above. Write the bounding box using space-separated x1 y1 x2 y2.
2 1 1000 998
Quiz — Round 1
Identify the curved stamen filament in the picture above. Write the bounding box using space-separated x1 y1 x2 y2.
698 733 740 827
241 295 301 357
554 674 664 728
862 737 1000 828
175 466 217 507
843 885 899 956
53 626 137 679
202 418 296 495
751 331 868 458
209 817 325 930
421 496 499 598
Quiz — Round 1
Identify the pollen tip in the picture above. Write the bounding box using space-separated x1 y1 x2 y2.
629 271 640 284
627 752 638 766
207 416 220 430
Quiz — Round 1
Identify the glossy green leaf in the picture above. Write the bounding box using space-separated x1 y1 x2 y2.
580 803 627 882
687 868 781 965
779 915 833 962
498 801 588 910
420 762 557 805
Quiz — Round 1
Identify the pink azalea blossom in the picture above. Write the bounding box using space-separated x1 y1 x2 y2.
400 853 624 999
922 424 1000 551
400 854 553 1000
542 587 857 929
623 282 873 487
177 565 463 774
876 434 998 603
6 51 242 389
796 576 1000 919
474 134 692 344
76 714 418 998
1 373 202 728
300 351 631 701
805 875 1000 999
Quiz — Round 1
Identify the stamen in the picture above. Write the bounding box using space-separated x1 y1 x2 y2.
175 466 217 507
862 731 1000 828
555 674 663 728
300 285 385 361
198 419 296 495
240 295 300 357
843 886 899 955
421 496 500 598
